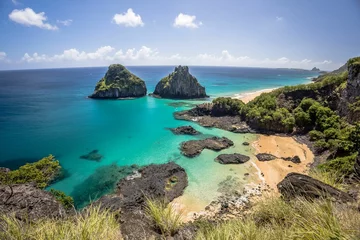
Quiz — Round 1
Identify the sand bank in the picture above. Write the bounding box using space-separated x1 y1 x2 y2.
232 88 276 103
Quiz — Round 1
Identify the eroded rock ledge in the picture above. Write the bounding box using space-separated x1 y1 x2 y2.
169 126 200 135
215 153 250 164
181 137 234 158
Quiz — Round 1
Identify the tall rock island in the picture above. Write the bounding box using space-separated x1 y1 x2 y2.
89 64 147 99
153 65 208 99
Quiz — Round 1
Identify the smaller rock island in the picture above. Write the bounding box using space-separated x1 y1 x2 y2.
152 65 208 99
89 64 147 99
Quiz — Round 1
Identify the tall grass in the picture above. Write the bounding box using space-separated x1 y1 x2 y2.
144 198 183 236
195 197 360 240
309 169 346 191
0 205 121 240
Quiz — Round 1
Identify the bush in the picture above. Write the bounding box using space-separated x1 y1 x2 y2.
294 108 312 129
0 155 60 189
0 205 121 240
318 153 358 176
309 130 324 141
314 139 330 152
324 128 340 140
49 189 74 210
212 97 245 116
145 198 183 236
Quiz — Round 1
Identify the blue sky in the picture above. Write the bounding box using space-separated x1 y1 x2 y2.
0 0 359 70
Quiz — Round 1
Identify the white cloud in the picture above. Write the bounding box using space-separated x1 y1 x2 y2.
13 47 337 70
173 13 201 28
0 52 7 60
57 19 72 26
9 8 58 30
113 8 144 27
11 0 20 5
276 16 283 21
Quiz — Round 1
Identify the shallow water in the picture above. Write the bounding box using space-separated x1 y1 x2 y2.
0 66 318 208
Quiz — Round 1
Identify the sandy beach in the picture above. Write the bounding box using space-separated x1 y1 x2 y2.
232 88 276 103
252 135 314 190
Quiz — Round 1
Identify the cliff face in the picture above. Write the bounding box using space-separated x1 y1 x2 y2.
153 66 208 99
338 57 360 122
89 64 147 99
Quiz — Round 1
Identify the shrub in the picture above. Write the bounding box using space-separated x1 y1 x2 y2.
49 189 74 210
0 205 121 240
324 128 340 140
0 155 60 189
145 198 183 236
314 139 330 152
212 97 245 116
294 108 312 129
309 130 324 141
318 153 358 176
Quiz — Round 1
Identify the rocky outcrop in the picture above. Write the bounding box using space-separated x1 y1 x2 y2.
311 67 320 72
0 184 66 221
181 137 234 157
169 126 200 135
153 66 208 99
80 149 102 162
215 154 250 164
256 153 277 161
94 162 188 240
282 155 301 164
89 64 147 99
277 173 354 202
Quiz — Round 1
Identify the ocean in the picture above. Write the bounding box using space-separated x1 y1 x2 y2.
0 66 318 209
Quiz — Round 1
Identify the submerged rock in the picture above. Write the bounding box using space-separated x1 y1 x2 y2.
181 137 234 157
0 184 66 221
80 149 103 162
242 142 250 146
255 153 278 161
169 126 200 135
277 173 354 203
153 65 208 99
89 64 147 99
215 153 250 164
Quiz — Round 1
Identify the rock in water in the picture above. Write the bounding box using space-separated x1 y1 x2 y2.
169 126 200 135
215 154 250 164
181 137 234 157
0 184 66 221
277 173 354 203
153 65 208 99
89 64 147 99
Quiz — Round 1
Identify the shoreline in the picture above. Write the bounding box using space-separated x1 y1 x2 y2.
232 88 276 103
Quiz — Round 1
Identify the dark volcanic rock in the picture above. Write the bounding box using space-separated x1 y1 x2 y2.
256 153 278 161
215 154 250 164
281 155 301 164
242 142 250 146
89 64 147 99
153 66 208 99
181 137 234 157
169 126 200 135
94 162 188 240
80 149 102 162
0 184 66 221
277 173 354 203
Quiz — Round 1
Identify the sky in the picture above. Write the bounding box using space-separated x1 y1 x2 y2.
0 0 359 70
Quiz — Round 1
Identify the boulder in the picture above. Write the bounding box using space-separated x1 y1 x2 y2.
153 66 208 99
215 154 250 164
181 137 234 158
0 184 66 221
169 126 200 135
281 155 301 164
89 64 147 99
255 153 278 161
277 173 354 203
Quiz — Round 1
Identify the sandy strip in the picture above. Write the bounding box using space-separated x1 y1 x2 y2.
252 135 314 190
232 88 276 103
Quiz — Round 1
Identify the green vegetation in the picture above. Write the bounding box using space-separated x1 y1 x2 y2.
195 197 360 240
348 56 360 66
212 97 245 116
0 205 121 240
49 189 74 210
144 198 183 236
0 155 60 189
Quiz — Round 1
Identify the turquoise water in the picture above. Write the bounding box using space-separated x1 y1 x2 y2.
0 66 318 208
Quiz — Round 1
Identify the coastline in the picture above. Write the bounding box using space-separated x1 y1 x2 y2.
232 88 276 103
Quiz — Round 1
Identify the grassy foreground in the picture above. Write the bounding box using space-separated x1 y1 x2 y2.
195 197 360 240
0 206 121 240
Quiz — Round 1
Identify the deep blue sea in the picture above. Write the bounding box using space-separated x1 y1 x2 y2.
0 66 318 209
